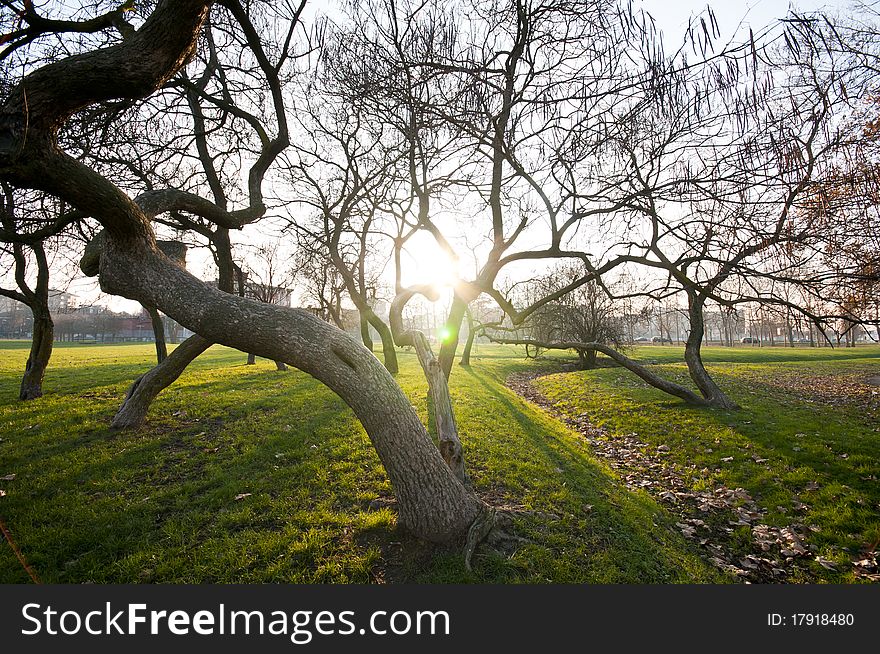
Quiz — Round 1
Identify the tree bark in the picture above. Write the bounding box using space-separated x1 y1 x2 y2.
684 293 739 409
412 332 469 486
112 334 212 429
146 305 167 363
20 309 53 400
389 286 469 484
247 352 256 365
1 233 54 400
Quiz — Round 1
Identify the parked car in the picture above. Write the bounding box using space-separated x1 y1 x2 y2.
651 336 673 344
634 336 649 343
740 336 758 344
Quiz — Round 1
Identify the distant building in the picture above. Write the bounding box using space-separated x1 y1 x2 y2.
47 289 78 313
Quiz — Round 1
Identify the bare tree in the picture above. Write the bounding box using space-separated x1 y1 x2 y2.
239 241 294 370
516 265 627 369
0 186 58 399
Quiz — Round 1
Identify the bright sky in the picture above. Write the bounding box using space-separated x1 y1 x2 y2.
11 0 855 314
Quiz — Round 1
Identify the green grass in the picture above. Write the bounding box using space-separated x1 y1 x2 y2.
1 340 875 584
534 344 880 582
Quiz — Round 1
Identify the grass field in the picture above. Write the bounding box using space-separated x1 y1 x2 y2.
0 340 877 583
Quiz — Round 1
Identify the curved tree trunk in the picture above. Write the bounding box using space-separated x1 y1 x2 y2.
146 305 167 363
684 294 739 410
488 335 711 406
112 334 212 429
20 309 53 400
359 311 374 351
98 243 482 541
366 311 399 375
113 239 205 426
2 0 484 545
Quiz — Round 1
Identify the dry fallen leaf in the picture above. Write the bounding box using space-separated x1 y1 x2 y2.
234 493 252 501
0 474 15 481
815 556 837 570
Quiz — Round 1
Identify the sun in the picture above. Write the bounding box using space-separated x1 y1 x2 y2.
401 233 461 290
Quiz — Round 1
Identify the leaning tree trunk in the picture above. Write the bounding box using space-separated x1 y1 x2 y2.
359 311 374 351
112 334 212 429
412 332 469 486
366 311 398 375
488 335 711 406
3 0 484 545
145 305 167 363
684 293 739 410
103 239 208 427
97 242 483 541
20 308 53 400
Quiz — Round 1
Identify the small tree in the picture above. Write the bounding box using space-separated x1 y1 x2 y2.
520 265 625 368
0 185 56 399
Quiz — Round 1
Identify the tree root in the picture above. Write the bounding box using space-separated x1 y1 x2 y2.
464 506 550 571
464 506 497 571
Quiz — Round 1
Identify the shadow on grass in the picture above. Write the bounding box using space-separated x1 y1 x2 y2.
454 366 729 583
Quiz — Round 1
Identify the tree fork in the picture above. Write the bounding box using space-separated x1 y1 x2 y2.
684 294 739 410
390 286 469 484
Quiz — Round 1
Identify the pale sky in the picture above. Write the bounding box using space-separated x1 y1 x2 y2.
14 0 856 313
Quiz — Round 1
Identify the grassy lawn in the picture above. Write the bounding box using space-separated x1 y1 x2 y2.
0 340 875 583
535 344 880 582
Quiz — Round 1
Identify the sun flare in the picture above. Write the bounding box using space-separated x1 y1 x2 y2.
401 234 461 290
